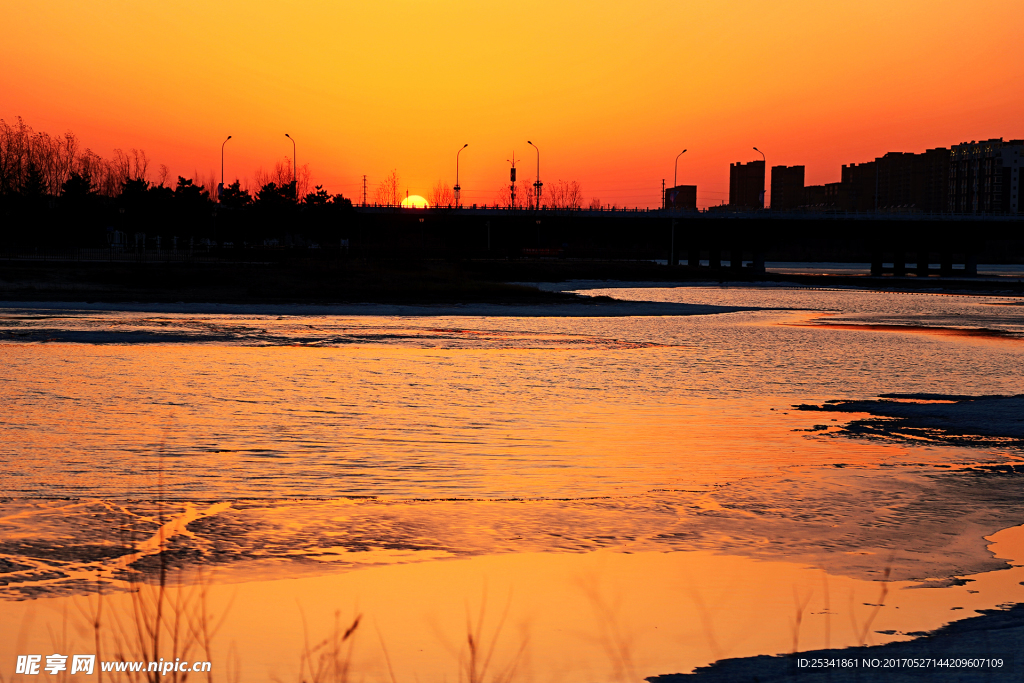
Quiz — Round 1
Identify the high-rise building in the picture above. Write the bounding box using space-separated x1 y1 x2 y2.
874 148 949 213
839 161 877 212
803 184 827 207
729 160 765 209
770 165 804 210
725 137 1021 215
949 139 1023 214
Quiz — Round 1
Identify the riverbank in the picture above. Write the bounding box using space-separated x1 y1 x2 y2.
2 258 1024 306
649 602 1024 682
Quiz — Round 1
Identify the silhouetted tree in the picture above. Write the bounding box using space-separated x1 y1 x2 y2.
255 181 295 209
547 180 583 210
172 176 213 232
119 177 150 208
20 163 47 202
1 116 360 249
174 177 209 205
429 181 454 207
254 159 309 199
374 170 400 206
303 184 330 207
495 180 534 209
61 171 94 203
220 181 252 209
55 170 101 246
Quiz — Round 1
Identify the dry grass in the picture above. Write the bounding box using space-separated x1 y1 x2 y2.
291 611 361 683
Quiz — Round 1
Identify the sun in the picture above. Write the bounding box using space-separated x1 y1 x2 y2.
400 195 429 209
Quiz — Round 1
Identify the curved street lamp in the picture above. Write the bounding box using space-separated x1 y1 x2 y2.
455 143 468 207
674 149 687 189
753 146 766 208
219 135 232 200
527 141 542 211
285 133 296 198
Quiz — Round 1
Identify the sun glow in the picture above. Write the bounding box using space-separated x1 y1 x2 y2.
400 195 429 209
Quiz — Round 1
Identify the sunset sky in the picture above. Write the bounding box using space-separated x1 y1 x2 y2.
4 0 1023 208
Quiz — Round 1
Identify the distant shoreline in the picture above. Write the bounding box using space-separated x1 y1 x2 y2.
2 259 1024 307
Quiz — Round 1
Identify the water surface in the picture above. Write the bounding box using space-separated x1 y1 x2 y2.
1 286 1023 679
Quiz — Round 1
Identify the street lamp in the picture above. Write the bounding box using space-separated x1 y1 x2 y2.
753 146 766 208
219 135 231 200
507 154 518 209
454 143 468 207
527 141 542 211
285 133 296 198
674 149 687 189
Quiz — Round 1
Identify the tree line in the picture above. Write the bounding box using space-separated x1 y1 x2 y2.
0 117 354 249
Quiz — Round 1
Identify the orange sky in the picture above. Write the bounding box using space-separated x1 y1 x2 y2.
3 0 1023 208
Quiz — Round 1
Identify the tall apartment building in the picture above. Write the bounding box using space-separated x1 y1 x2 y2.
770 165 804 210
729 160 765 209
803 184 827 207
729 137 1021 215
839 161 877 212
949 139 1023 214
874 148 949 212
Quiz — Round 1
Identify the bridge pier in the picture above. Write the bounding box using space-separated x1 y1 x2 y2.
669 219 678 266
916 250 930 278
871 251 883 277
940 252 954 278
730 247 743 273
709 248 722 269
893 251 907 277
869 248 978 277
752 251 765 275
966 254 978 277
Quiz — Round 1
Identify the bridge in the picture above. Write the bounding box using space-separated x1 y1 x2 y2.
350 206 1024 276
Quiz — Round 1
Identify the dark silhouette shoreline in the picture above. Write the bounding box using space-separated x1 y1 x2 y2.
1 258 1023 306
649 603 1024 682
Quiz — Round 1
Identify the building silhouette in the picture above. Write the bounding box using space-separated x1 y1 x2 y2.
729 160 765 209
665 185 697 210
788 138 1021 215
770 166 804 211
949 139 1023 214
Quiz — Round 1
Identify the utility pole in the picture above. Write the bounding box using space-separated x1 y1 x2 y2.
662 179 665 209
362 175 367 207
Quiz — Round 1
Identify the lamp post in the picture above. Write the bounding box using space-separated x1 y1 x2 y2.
753 146 766 208
674 149 687 189
507 154 517 210
668 149 687 210
454 143 468 207
527 141 542 211
285 133 296 199
219 135 232 200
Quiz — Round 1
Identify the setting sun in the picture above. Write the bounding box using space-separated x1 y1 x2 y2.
400 195 429 209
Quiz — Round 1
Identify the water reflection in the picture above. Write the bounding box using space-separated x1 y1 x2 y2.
1 287 1023 679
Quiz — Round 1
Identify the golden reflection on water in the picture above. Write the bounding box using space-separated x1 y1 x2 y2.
2 341 1015 499
1 526 1022 682
3 290 1024 679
